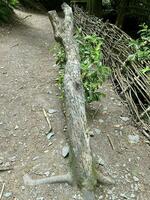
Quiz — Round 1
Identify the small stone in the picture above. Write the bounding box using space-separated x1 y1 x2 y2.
120 193 128 199
47 90 52 95
120 116 130 122
130 193 136 198
44 171 50 177
48 142 53 146
93 128 101 135
44 150 49 153
107 190 113 195
48 109 58 114
98 119 104 123
128 134 140 144
47 132 55 140
32 156 39 161
21 186 25 190
9 156 16 162
3 192 12 198
89 131 94 137
62 145 69 158
14 125 19 130
133 176 139 182
99 195 104 199
36 197 44 200
97 157 105 166
114 124 121 128
5 162 10 167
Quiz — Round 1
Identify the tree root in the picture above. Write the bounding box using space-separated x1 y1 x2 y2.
23 173 73 186
23 171 114 187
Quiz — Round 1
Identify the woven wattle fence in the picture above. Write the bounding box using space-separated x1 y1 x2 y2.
73 6 150 139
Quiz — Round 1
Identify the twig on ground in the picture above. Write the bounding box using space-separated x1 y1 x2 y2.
0 167 13 172
92 103 102 120
10 43 19 48
22 15 32 20
142 130 150 141
0 183 5 200
43 108 52 132
107 134 115 150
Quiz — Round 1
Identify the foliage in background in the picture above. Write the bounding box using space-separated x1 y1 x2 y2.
0 0 18 22
128 23 150 75
56 30 111 103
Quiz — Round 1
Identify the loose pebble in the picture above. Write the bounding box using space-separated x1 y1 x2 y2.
47 132 55 140
97 157 105 166
36 197 44 200
93 128 101 135
48 109 58 114
120 116 130 122
3 192 12 198
15 125 19 130
99 119 104 123
133 176 139 182
128 134 140 144
32 156 39 161
62 145 69 158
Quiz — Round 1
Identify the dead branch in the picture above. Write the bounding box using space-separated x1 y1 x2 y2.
43 108 52 132
0 183 5 200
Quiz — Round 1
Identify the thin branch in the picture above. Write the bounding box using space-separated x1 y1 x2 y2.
43 108 52 132
107 134 115 150
0 183 5 200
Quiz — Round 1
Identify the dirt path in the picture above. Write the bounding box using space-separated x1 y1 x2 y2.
0 9 150 200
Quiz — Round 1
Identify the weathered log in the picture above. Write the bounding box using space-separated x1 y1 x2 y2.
49 4 97 198
48 3 114 199
23 3 114 200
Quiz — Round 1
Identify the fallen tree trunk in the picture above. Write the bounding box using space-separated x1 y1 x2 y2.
23 3 114 200
49 4 97 198
48 3 113 199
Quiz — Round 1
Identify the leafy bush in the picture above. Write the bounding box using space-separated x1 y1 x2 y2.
56 30 111 103
128 23 150 75
0 0 18 22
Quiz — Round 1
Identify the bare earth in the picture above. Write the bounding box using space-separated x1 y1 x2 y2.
0 9 150 200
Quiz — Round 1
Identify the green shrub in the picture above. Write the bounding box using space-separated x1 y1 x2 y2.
56 29 111 103
0 0 18 22
128 23 150 75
